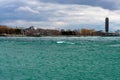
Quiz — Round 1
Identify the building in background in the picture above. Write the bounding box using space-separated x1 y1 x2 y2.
105 17 109 33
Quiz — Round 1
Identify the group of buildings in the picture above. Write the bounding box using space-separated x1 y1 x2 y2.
21 26 61 36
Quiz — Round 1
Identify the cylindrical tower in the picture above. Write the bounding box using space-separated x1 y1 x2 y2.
105 17 109 33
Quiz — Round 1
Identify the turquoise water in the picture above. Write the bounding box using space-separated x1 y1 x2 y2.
0 37 120 80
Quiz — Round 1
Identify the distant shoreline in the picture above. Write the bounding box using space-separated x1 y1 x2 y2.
0 25 120 37
0 34 120 37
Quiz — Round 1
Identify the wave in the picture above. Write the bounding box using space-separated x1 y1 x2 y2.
109 44 120 47
56 41 75 44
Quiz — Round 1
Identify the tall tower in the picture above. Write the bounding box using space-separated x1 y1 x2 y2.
105 17 109 33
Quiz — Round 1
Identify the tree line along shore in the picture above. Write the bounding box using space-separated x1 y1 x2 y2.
0 25 120 37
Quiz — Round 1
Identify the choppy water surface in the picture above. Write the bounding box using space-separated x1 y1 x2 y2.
0 37 120 80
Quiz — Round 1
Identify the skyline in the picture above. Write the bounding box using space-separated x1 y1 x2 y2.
0 0 120 31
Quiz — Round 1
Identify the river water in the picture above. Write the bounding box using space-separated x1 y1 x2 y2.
0 37 120 80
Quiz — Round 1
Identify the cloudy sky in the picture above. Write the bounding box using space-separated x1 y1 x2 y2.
0 0 120 31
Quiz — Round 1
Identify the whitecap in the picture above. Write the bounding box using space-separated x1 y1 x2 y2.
57 41 65 44
57 41 75 44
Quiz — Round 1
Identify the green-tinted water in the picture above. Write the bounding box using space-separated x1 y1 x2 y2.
0 37 120 80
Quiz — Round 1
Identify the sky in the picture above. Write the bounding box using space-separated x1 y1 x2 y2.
0 0 120 31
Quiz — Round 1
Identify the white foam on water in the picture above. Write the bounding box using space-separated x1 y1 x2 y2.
57 41 65 44
57 41 75 44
